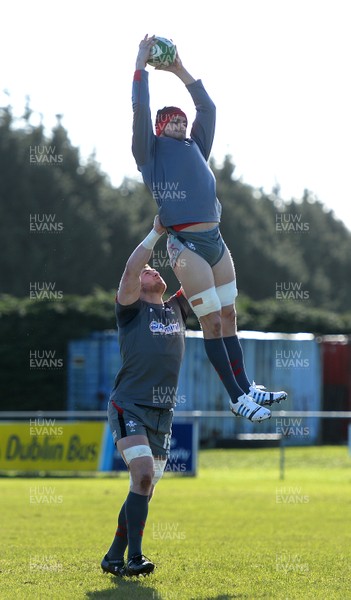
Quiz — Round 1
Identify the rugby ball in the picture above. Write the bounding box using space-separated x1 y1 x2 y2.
147 37 176 67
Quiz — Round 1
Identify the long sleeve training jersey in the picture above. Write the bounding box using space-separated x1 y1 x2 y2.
132 69 222 227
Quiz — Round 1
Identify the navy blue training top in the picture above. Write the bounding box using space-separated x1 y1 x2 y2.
110 292 189 408
132 69 222 227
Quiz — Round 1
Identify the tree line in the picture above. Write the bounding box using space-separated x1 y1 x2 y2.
1 103 351 411
1 104 351 313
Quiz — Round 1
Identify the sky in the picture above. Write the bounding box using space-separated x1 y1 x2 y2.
2 0 351 231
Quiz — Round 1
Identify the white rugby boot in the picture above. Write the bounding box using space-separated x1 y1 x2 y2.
229 393 271 422
248 381 288 406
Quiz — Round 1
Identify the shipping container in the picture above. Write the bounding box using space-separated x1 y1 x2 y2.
67 330 322 445
176 331 321 446
320 335 351 443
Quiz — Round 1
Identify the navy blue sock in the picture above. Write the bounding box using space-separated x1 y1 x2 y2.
106 501 128 561
204 338 244 403
223 335 251 394
125 491 149 560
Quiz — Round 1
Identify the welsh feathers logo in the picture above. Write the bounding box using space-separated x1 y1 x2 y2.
126 420 137 432
185 241 196 251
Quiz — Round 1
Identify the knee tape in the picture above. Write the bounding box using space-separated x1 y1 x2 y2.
216 281 238 307
123 444 153 466
152 458 167 486
188 286 222 318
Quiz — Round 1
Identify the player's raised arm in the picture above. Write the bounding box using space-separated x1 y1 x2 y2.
117 216 166 306
156 50 196 85
132 35 157 166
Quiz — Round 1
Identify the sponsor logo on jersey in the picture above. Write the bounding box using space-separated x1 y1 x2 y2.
165 307 175 314
149 320 181 334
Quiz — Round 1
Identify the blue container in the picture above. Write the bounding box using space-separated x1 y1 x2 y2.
67 331 120 411
67 330 322 445
176 331 321 445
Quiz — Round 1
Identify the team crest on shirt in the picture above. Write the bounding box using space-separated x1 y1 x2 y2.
186 241 196 251
126 420 137 432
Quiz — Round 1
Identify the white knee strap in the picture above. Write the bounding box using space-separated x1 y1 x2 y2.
123 444 153 465
152 458 167 486
216 281 238 307
188 286 221 318
128 454 166 490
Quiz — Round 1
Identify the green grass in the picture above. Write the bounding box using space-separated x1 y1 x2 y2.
1 446 351 600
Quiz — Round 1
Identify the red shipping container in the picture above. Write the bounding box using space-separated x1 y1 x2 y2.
320 335 351 443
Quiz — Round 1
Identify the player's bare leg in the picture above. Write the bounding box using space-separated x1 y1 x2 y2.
211 245 252 393
102 435 155 577
173 249 270 421
213 245 287 407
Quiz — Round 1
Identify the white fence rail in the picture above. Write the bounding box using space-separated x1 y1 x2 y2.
1 411 351 418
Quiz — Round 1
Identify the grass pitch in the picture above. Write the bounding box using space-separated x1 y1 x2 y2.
1 446 350 600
